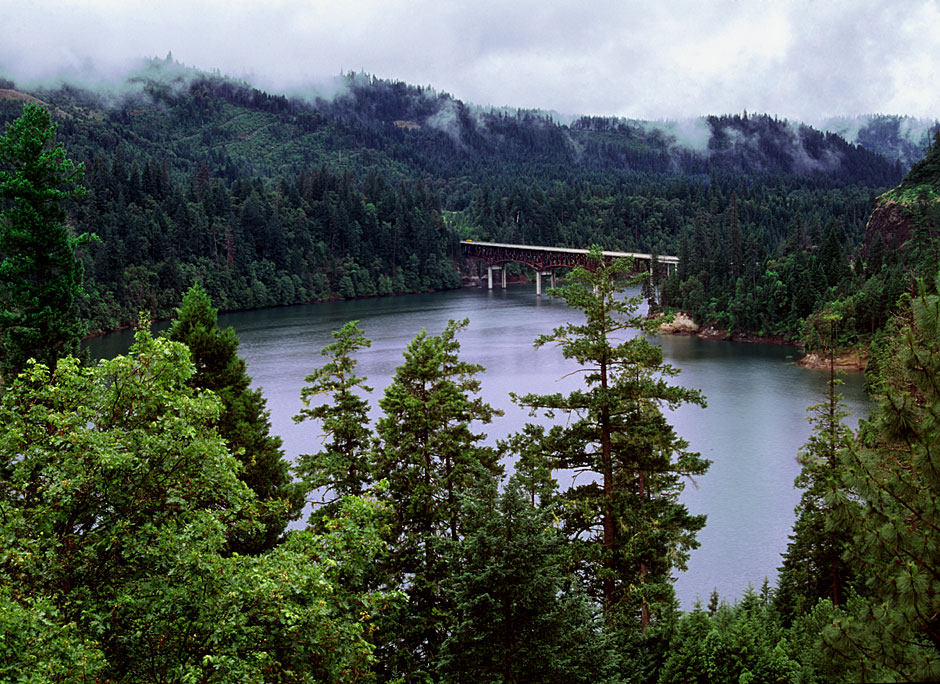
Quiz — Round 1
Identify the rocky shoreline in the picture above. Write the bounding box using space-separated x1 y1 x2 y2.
654 312 868 371
794 351 868 372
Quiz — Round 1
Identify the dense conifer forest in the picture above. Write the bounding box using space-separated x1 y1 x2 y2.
0 57 934 343
2 59 940 681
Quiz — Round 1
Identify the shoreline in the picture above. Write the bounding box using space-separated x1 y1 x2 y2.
85 292 870 373
82 287 455 341
655 311 868 372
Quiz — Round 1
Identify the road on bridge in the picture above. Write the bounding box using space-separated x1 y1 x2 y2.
459 240 678 293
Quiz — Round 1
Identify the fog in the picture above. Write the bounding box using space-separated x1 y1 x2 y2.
2 0 938 121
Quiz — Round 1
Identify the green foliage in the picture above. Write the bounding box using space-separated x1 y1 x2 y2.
894 129 940 193
0 103 90 381
372 319 503 681
0 588 107 683
512 247 708 630
438 476 620 683
0 327 396 681
0 65 907 344
7 64 940 681
785 598 852 683
294 320 374 516
167 283 302 553
777 314 860 623
659 587 799 684
820 280 940 681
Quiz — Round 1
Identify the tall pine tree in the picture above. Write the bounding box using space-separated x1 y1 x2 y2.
0 103 90 381
777 312 858 624
167 283 302 553
372 318 502 681
293 320 374 519
823 281 940 680
512 247 708 632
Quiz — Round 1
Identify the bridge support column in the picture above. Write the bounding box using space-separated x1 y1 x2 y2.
487 266 505 290
535 270 553 296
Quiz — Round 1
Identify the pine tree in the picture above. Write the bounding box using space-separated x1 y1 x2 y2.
660 587 799 684
372 318 503 681
293 320 374 518
438 476 619 683
777 312 857 624
0 103 90 382
167 283 301 553
512 247 708 632
822 281 940 680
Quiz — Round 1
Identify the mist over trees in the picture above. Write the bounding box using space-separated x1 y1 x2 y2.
1 62 940 681
0 58 929 345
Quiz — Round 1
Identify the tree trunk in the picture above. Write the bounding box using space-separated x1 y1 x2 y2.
639 468 649 632
601 355 616 621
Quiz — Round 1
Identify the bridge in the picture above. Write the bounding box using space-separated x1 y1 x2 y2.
460 241 679 294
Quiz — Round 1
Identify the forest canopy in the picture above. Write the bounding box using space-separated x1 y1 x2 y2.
1 66 939 682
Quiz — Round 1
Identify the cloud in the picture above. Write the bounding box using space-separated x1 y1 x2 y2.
1 0 937 121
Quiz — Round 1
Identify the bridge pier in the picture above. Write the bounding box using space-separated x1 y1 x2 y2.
461 241 679 295
487 265 506 290
535 270 555 296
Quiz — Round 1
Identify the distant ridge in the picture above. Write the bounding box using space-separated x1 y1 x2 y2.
0 58 915 190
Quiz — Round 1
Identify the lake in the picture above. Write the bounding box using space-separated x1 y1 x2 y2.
86 285 870 608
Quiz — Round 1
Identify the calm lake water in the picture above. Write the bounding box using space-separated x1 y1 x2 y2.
86 285 870 609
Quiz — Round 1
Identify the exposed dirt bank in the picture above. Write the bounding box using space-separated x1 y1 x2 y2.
655 312 866 370
796 351 868 372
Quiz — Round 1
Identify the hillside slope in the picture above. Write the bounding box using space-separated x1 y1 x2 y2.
864 131 940 263
1 59 909 195
0 58 925 336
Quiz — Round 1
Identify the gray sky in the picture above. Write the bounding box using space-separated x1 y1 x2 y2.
2 0 938 122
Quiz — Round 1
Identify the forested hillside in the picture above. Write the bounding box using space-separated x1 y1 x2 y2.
3 59 940 681
0 56 931 337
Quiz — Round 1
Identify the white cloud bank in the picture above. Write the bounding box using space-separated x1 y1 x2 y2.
1 0 937 121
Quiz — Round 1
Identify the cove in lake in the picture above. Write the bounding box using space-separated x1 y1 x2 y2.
85 285 870 609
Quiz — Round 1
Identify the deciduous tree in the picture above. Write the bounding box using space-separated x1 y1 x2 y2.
167 283 302 553
0 324 395 682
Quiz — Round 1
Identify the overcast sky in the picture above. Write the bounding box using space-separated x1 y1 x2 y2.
1 0 938 122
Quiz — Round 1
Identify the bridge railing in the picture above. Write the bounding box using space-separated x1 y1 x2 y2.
459 241 678 294
460 241 677 271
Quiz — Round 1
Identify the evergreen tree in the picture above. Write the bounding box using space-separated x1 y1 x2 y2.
777 312 858 623
438 476 619 684
823 281 940 680
512 247 708 632
293 320 374 518
167 283 301 553
659 587 799 684
0 103 90 381
373 318 503 681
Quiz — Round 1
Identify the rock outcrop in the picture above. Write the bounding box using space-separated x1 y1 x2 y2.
658 312 699 335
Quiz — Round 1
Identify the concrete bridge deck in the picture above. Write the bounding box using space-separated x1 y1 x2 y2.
459 240 677 293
